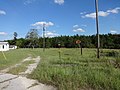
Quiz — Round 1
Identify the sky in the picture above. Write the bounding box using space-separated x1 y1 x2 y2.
0 0 120 40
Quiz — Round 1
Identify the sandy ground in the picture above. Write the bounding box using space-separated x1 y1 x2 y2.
0 56 56 90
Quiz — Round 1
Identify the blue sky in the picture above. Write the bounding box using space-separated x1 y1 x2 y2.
0 0 120 40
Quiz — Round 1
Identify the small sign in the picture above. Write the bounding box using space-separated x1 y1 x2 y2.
76 40 81 44
58 44 61 46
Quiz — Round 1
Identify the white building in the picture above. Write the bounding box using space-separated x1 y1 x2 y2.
9 45 17 49
0 42 9 51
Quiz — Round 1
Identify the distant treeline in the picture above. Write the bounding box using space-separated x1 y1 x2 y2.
6 33 120 49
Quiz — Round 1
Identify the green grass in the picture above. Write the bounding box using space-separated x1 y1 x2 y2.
28 48 120 90
7 60 35 75
0 49 38 70
0 48 120 90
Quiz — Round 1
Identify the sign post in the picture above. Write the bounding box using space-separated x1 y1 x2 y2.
1 51 7 60
58 43 61 60
76 40 82 55
80 43 82 55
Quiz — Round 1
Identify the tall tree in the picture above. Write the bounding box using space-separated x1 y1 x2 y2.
13 32 18 45
25 29 39 48
14 32 18 40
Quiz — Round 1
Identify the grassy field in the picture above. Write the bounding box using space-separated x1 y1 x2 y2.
7 60 35 74
0 49 38 70
28 48 120 90
0 48 120 90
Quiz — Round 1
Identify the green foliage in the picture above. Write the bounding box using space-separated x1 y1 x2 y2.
8 60 35 75
108 51 119 57
28 48 120 90
25 29 39 48
101 50 120 57
7 34 120 49
0 48 120 90
0 49 38 70
25 29 39 39
13 32 18 40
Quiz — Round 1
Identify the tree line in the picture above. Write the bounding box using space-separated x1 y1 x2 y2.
6 31 120 49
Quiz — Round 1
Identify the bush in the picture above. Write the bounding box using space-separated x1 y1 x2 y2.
107 51 119 57
101 50 120 57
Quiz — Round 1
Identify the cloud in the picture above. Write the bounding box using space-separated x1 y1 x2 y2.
31 21 54 29
73 25 79 28
110 30 117 33
73 25 85 33
107 7 120 14
82 7 120 19
24 0 36 5
80 12 86 15
45 31 59 37
0 32 7 35
24 0 65 5
54 0 64 5
0 10 6 15
73 28 85 32
82 11 109 19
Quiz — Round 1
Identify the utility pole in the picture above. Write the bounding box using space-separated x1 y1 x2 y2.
43 24 45 52
95 0 100 58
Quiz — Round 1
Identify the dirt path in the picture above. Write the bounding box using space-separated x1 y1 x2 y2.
0 57 32 73
0 56 56 90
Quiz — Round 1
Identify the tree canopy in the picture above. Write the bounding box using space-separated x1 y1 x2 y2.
7 33 120 49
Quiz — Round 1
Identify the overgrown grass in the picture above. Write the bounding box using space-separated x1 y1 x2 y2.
28 48 120 90
7 60 35 75
0 49 38 70
0 48 120 90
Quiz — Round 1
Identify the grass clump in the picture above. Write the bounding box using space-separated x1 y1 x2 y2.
0 48 120 90
28 48 120 90
7 60 35 75
101 50 120 57
0 49 36 70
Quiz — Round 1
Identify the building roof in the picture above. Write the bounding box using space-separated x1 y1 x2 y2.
0 42 9 45
9 45 16 48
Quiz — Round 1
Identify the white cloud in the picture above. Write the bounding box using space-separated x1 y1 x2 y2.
83 11 109 19
73 25 86 33
31 21 54 29
110 30 117 33
0 32 7 35
73 28 85 32
45 31 59 37
0 10 6 15
82 7 120 19
73 25 79 28
98 11 110 17
24 0 36 5
24 0 65 5
54 0 64 5
80 12 86 15
82 12 96 18
107 7 120 14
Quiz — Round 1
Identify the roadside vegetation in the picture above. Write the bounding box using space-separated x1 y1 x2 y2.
28 48 120 90
0 48 120 90
7 33 120 49
7 60 35 75
0 49 36 70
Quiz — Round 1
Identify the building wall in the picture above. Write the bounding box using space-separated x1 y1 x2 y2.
0 44 9 51
9 45 17 49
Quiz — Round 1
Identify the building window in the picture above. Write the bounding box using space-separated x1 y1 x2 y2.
3 45 4 49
